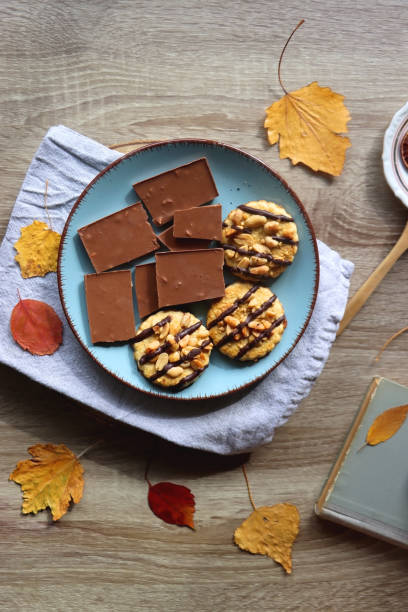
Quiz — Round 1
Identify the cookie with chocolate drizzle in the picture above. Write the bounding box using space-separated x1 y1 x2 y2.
207 282 286 361
133 310 213 389
221 200 298 282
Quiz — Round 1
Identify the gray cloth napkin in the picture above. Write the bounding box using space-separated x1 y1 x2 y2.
0 125 354 455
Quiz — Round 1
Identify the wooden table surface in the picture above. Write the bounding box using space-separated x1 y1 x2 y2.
2 1 408 610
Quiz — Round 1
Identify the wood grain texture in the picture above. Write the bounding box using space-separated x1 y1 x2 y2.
2 1 408 610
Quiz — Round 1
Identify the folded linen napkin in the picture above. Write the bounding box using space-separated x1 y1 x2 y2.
0 126 354 455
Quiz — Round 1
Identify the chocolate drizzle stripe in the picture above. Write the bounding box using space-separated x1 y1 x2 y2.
175 320 201 340
207 284 260 329
236 315 286 359
171 369 203 389
238 204 294 222
222 222 297 245
269 235 298 246
139 320 204 365
216 295 277 348
225 265 271 281
222 222 251 234
139 340 171 365
132 315 172 343
148 338 212 382
222 243 292 266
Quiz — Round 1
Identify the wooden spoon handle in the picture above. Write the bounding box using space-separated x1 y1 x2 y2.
337 220 408 336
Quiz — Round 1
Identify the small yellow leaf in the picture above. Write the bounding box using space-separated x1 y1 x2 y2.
234 503 300 574
14 220 61 278
9 443 84 521
264 81 351 176
366 404 408 447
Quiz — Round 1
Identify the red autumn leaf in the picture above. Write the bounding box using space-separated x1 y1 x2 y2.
10 297 63 355
148 481 195 529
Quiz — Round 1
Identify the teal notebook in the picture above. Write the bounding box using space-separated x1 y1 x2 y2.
315 376 408 549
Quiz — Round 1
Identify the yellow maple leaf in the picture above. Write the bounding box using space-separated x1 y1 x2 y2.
14 220 61 278
9 443 84 521
265 82 351 176
234 503 300 574
264 20 351 176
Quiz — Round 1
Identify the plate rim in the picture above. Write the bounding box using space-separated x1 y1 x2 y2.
57 138 320 401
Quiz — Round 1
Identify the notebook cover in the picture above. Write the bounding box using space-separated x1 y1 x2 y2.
315 376 408 549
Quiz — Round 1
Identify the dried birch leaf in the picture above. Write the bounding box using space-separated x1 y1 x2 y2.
234 503 300 574
14 220 61 278
364 405 408 447
264 20 351 176
9 444 84 521
235 465 300 573
10 297 63 355
148 481 195 529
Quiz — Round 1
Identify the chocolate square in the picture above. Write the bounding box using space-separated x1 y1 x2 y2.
134 262 159 319
84 270 136 343
173 204 222 241
158 225 211 252
78 202 159 273
155 249 225 307
133 158 218 226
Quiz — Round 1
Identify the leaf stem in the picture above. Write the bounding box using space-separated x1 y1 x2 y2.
242 464 257 511
144 456 153 487
16 291 38 326
278 19 305 95
374 325 408 362
77 439 104 459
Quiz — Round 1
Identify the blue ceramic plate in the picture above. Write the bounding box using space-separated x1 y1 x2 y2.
58 139 319 400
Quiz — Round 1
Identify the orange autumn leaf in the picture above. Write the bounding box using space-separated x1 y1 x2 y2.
14 220 61 278
9 443 84 521
148 481 195 529
10 297 63 355
264 20 351 176
234 503 300 574
364 404 408 447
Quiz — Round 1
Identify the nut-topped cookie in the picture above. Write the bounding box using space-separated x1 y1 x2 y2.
207 282 286 361
133 310 213 390
221 200 298 282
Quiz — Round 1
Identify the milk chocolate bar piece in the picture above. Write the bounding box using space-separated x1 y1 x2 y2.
135 262 158 319
173 204 222 241
78 202 159 273
84 270 136 343
155 249 225 307
133 158 218 226
158 225 211 252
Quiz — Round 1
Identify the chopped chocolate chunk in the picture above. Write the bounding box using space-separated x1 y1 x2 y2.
78 202 159 273
173 204 222 241
133 158 218 226
84 270 136 343
158 225 211 252
155 248 225 307
134 262 159 319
